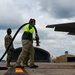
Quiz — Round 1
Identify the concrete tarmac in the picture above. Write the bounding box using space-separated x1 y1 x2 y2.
0 62 75 75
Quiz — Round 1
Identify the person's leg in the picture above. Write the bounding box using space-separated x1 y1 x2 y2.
23 52 30 67
29 45 35 66
6 50 13 67
30 44 38 68
29 43 38 68
16 40 30 66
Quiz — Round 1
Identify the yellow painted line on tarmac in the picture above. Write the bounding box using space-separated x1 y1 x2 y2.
15 68 24 73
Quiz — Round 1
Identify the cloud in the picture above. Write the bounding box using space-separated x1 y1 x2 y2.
39 0 75 19
0 0 74 30
13 0 41 19
0 0 24 29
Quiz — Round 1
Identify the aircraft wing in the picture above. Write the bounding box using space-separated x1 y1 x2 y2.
46 22 75 35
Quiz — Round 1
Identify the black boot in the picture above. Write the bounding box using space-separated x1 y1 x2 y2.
30 65 38 68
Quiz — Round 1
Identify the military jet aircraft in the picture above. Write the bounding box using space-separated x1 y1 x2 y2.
46 22 75 35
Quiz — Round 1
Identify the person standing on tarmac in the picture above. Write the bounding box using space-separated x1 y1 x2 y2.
4 28 14 67
16 19 38 68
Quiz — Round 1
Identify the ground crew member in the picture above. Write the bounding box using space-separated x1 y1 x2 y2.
4 28 14 67
16 19 38 68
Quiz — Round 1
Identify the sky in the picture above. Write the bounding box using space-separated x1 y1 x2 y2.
0 0 75 60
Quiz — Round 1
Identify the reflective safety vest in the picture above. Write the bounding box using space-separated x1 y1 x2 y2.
22 23 35 40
